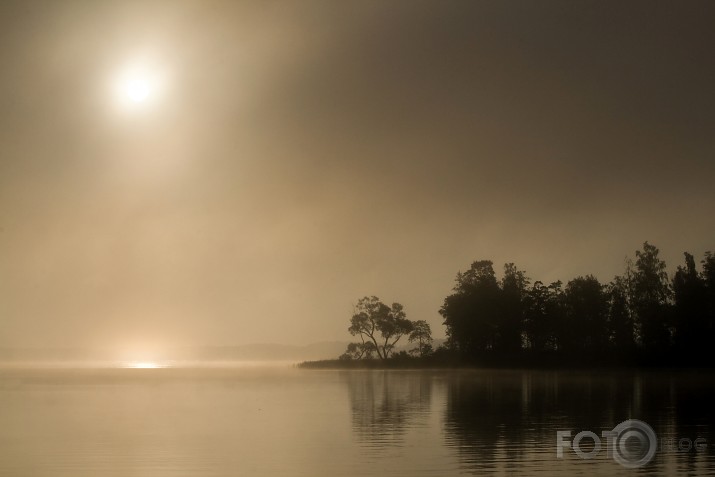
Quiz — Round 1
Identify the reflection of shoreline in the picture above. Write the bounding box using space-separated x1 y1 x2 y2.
342 369 715 474
342 371 433 446
443 370 715 474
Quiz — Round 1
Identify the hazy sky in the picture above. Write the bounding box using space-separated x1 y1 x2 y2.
1 1 714 352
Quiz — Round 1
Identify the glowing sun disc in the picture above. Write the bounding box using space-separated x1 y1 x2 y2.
112 62 166 110
123 78 152 103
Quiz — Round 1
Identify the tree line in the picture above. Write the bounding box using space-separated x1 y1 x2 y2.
339 242 715 367
440 242 715 366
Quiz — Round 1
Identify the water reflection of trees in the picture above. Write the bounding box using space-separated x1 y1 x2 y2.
443 371 715 474
342 371 432 446
341 369 715 471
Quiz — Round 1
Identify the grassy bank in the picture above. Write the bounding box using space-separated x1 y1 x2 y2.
298 349 715 370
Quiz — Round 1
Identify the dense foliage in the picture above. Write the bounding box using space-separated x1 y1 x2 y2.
332 242 714 367
440 242 715 366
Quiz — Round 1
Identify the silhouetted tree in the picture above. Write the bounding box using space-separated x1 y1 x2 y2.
702 252 715 360
435 244 714 367
523 281 563 352
347 296 413 360
340 341 377 360
440 260 502 356
408 320 433 357
631 242 673 351
606 276 635 351
562 275 609 353
673 252 709 361
499 263 529 353
703 252 715 291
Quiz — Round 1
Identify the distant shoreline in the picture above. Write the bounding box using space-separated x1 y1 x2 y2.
298 355 715 371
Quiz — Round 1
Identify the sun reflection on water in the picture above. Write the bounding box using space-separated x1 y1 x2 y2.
124 361 166 369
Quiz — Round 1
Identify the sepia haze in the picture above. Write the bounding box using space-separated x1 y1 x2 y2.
0 1 713 356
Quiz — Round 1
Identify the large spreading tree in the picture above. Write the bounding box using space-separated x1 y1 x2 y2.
345 296 415 360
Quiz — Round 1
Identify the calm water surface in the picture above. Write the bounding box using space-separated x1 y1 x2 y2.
0 367 713 476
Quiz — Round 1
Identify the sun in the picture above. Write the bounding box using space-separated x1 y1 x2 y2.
122 75 153 104
111 61 166 111
116 69 159 105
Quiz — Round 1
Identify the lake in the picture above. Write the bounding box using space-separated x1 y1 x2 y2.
0 367 713 476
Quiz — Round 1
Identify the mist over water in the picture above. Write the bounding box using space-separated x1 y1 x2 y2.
1 367 713 476
1 1 714 476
